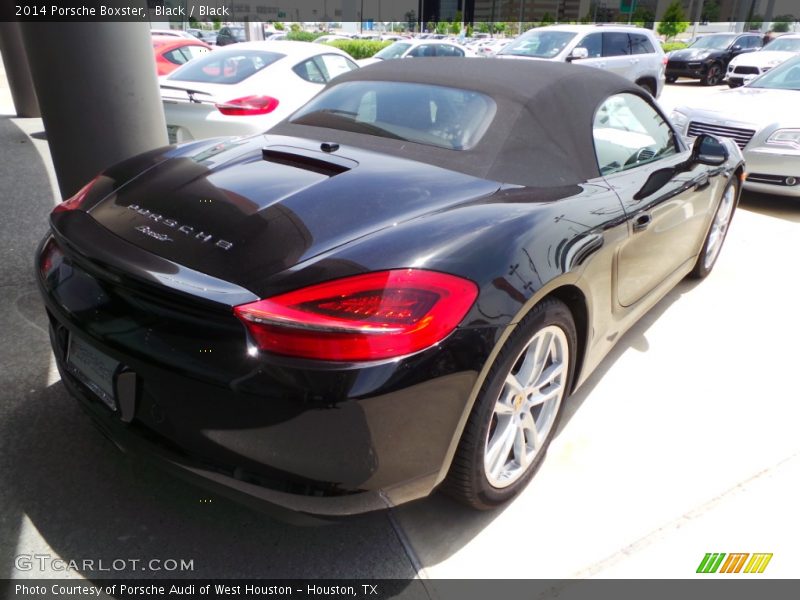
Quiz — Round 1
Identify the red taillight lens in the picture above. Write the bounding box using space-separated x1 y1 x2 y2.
52 176 99 214
662 56 668 65
39 238 64 280
233 269 479 362
215 95 279 116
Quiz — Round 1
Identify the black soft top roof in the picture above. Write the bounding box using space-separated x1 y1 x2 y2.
270 57 647 187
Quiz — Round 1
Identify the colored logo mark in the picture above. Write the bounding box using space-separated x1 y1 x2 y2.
696 552 773 574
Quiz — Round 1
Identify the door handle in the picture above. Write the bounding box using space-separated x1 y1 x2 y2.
632 213 651 232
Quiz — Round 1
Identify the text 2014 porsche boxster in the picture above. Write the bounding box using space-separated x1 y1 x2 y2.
36 59 744 515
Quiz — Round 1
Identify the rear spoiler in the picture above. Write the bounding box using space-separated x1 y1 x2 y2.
160 84 215 104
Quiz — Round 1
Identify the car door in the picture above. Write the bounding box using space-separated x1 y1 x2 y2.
593 93 725 307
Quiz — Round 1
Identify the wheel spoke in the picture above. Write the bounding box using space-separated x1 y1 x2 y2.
534 361 564 388
486 418 516 478
494 390 516 416
521 412 541 450
528 385 561 408
504 372 524 395
513 423 529 468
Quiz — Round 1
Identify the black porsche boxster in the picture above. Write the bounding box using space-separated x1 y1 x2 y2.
36 59 744 516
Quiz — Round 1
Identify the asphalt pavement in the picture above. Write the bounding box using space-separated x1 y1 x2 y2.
1 62 798 586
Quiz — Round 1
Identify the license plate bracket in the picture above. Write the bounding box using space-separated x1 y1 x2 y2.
66 335 120 412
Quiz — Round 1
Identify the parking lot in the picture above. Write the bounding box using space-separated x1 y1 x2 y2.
1 60 799 587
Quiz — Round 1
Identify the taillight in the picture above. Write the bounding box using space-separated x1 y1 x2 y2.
662 56 668 65
233 269 479 362
52 176 99 214
39 238 64 280
215 95 279 116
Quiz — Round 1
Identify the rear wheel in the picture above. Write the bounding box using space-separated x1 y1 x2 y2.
443 298 576 509
703 63 723 86
689 178 738 279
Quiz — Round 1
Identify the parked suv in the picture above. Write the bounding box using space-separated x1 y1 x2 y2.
216 26 246 46
496 25 666 97
666 32 762 85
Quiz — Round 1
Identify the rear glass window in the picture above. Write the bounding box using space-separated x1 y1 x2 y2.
290 81 496 151
374 43 412 60
168 50 284 84
630 34 655 55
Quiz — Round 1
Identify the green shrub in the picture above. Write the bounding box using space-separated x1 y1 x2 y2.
325 40 392 60
286 31 325 42
662 41 688 52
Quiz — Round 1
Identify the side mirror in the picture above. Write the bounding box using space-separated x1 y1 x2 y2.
691 134 728 166
567 47 589 62
731 44 742 52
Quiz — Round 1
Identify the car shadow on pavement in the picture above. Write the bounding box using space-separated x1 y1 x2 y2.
393 275 701 567
740 190 800 223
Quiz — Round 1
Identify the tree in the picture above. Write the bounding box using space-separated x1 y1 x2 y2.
404 10 416 33
273 21 285 31
745 14 763 31
771 14 794 33
435 21 448 35
700 0 720 23
657 1 689 41
540 12 554 26
477 22 490 34
290 23 301 32
631 7 655 28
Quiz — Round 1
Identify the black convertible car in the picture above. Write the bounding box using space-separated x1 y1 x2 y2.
37 59 743 516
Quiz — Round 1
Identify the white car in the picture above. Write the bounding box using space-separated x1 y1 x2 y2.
477 39 511 57
357 39 476 66
726 34 800 88
314 34 352 44
671 55 800 197
160 41 358 142
496 24 666 97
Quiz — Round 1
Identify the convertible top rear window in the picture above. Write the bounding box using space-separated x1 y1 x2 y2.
168 50 284 84
289 81 496 150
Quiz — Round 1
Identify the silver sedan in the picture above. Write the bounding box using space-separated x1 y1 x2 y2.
670 55 800 197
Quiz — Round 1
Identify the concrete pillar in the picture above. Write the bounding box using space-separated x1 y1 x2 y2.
21 22 167 198
0 22 40 117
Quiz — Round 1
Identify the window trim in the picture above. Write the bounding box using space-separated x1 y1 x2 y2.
591 92 685 176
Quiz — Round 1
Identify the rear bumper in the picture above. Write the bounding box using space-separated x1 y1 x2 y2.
37 232 500 516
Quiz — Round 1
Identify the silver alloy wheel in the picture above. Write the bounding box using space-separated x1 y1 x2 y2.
703 183 736 270
483 325 569 488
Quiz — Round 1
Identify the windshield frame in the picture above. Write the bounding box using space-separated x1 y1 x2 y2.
748 55 800 89
498 30 577 59
689 34 737 50
762 37 800 53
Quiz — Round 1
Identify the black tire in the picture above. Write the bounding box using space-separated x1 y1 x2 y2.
637 80 656 97
689 177 739 279
728 80 742 88
666 76 677 84
703 63 723 86
443 297 577 509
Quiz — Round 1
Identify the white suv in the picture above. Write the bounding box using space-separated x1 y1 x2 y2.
496 25 666 97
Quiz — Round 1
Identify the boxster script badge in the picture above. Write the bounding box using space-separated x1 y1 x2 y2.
128 205 233 250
